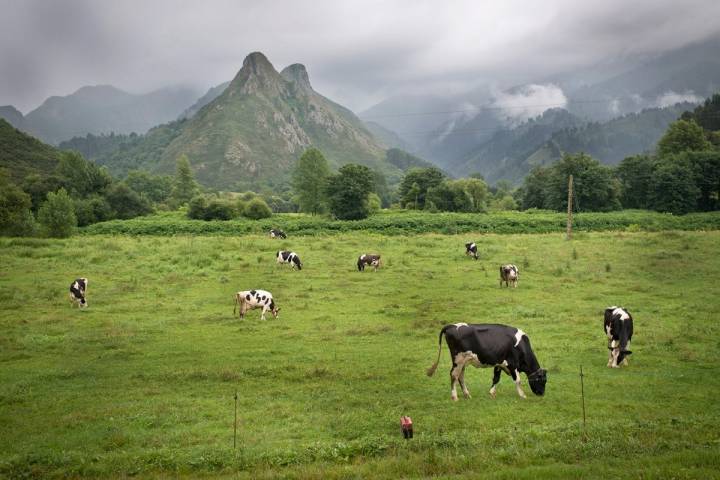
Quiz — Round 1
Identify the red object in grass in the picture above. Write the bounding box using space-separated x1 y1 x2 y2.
401 416 413 439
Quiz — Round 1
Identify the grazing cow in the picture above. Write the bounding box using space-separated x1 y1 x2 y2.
269 229 287 239
357 254 381 272
233 289 280 320
465 242 479 260
500 264 519 288
276 250 303 270
604 306 634 367
69 278 88 308
427 323 547 401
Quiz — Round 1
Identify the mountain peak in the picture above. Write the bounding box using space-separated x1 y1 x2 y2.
281 64 312 90
242 52 275 75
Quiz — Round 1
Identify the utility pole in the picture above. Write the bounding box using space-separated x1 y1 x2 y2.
566 174 573 241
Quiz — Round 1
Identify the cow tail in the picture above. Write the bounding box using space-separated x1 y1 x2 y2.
233 294 238 316
426 326 449 377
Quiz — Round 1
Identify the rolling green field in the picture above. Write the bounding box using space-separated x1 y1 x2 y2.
1 230 719 479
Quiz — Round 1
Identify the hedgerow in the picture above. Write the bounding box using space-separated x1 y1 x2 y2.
80 209 720 236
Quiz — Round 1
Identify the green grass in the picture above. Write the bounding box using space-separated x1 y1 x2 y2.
81 209 720 236
1 231 719 478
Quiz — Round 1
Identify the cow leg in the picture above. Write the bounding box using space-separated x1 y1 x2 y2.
489 367 502 398
622 340 631 366
260 306 268 321
450 364 461 401
459 365 471 399
607 346 613 367
511 369 527 399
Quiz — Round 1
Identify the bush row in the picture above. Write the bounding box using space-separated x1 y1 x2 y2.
81 209 720 236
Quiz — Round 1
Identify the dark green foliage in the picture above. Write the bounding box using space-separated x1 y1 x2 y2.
265 195 298 213
54 150 113 198
397 167 445 209
616 155 656 209
657 119 712 157
324 164 375 220
649 155 700 215
105 183 153 220
523 153 621 212
21 174 64 212
204 198 236 220
243 197 273 220
37 188 76 238
0 171 36 236
687 151 720 211
426 181 473 212
0 119 62 184
680 93 720 137
170 155 200 207
124 170 173 204
292 148 330 214
72 195 113 227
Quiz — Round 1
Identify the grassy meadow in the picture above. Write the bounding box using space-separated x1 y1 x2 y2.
1 229 720 478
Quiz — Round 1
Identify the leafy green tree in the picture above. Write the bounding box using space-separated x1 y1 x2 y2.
616 155 656 209
367 192 382 214
73 195 112 227
324 164 374 220
545 153 621 212
0 171 36 236
426 180 473 212
372 170 392 208
105 183 153 219
406 182 421 209
686 151 720 211
520 167 551 210
657 119 712 157
455 177 489 212
125 170 173 204
38 188 76 238
55 150 112 197
398 167 445 209
292 148 330 215
649 155 700 214
170 155 199 207
243 197 273 220
22 174 64 211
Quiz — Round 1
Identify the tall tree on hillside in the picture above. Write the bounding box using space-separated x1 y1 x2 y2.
324 164 374 220
398 167 445 209
55 151 113 198
170 155 199 207
520 167 551 210
454 178 489 212
657 119 712 157
292 148 330 214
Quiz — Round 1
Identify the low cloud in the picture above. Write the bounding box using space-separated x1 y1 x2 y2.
490 84 568 126
655 90 703 108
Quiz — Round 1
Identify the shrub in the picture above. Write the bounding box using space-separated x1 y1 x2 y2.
105 183 153 220
73 195 113 227
0 174 37 236
243 198 273 220
38 188 76 238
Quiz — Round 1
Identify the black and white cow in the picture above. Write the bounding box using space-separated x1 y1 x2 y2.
276 250 302 270
604 306 634 367
269 229 287 239
465 242 479 260
427 323 547 400
69 278 88 308
357 254 381 272
233 289 280 320
500 264 519 288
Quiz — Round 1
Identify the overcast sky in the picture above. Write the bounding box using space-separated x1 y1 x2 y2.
2 0 720 113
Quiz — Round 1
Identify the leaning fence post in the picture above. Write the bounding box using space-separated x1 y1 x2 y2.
233 390 238 450
579 365 587 441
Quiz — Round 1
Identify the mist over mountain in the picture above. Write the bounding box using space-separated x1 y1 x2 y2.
2 85 199 145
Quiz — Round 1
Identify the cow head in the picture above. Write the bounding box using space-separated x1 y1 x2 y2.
79 298 87 308
617 350 632 365
270 302 280 318
528 368 547 396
